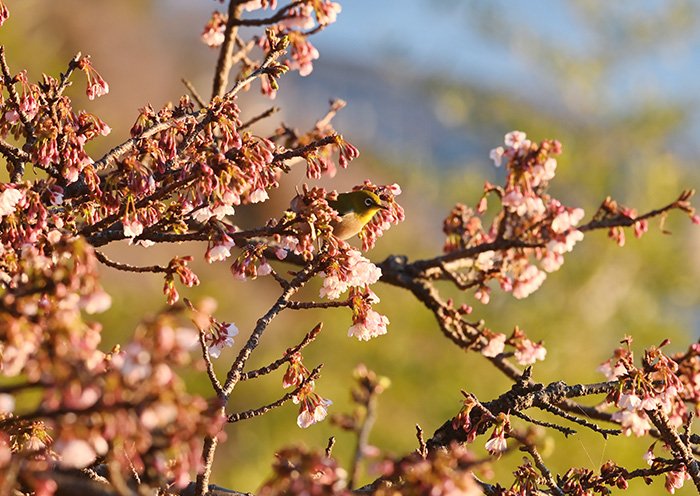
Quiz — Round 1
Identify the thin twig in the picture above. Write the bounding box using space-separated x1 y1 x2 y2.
240 322 322 381
536 402 619 438
415 424 427 459
198 327 224 397
0 137 29 179
236 1 306 26
272 134 338 163
348 393 379 490
519 441 564 496
315 99 346 130
52 52 83 99
239 106 279 131
0 45 36 142
512 410 576 437
287 299 351 310
182 78 207 108
227 365 322 422
94 250 170 274
325 436 336 458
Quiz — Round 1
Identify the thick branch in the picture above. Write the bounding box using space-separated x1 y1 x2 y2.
211 0 245 99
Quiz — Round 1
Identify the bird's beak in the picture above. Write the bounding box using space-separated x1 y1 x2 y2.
377 202 389 210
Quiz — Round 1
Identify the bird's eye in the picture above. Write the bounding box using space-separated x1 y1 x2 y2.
365 197 373 207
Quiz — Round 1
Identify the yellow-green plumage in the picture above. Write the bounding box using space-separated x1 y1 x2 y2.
328 190 387 240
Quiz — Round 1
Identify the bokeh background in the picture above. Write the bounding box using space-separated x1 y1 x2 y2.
3 0 700 493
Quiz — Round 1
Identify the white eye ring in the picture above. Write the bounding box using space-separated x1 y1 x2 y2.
365 197 373 207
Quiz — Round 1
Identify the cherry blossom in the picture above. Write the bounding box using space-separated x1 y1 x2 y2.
0 187 23 216
206 322 239 358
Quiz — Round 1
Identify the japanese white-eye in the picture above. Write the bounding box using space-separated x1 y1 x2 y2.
328 190 388 240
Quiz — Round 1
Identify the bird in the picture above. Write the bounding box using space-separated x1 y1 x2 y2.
327 190 388 240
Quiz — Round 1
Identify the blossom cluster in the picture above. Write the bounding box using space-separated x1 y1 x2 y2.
599 338 692 438
352 181 405 251
443 131 585 302
0 237 218 488
283 353 332 428
202 0 342 95
373 443 481 495
258 445 350 495
451 390 512 459
479 326 547 366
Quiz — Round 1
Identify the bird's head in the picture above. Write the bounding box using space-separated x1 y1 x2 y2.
328 190 388 240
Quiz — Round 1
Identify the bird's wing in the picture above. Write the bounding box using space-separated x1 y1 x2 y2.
327 196 352 215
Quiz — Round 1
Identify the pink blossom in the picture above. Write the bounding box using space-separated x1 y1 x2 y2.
54 439 97 469
201 11 227 47
288 35 319 77
207 322 238 358
192 207 215 224
618 393 641 411
62 384 100 410
540 251 563 272
249 188 269 203
598 360 628 380
193 204 235 223
257 261 272 276
551 208 584 233
348 309 389 341
530 157 557 186
280 4 315 30
634 219 649 238
643 446 655 466
474 286 490 304
315 1 342 25
0 188 23 217
640 395 659 411
78 56 109 100
113 343 152 385
489 146 505 167
547 229 584 255
0 1 8 27
475 250 496 271
502 190 545 217
274 236 299 260
141 404 178 430
612 410 651 437
319 250 382 299
206 236 236 263
513 338 547 365
0 394 15 414
665 469 690 494
512 264 546 299
484 435 507 455
297 397 332 428
212 203 235 219
123 217 144 238
481 333 506 358
81 289 112 314
3 109 18 123
174 327 200 351
504 130 528 150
